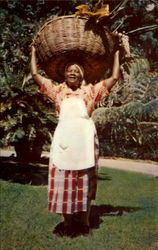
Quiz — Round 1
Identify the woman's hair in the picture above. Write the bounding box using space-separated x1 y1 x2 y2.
65 63 85 83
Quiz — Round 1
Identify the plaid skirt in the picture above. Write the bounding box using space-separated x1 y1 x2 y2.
48 134 99 214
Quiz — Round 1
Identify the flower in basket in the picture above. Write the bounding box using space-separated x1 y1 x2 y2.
75 3 110 22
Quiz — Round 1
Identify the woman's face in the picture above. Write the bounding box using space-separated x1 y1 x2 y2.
65 64 82 90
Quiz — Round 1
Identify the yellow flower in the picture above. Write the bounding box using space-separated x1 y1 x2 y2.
75 3 110 21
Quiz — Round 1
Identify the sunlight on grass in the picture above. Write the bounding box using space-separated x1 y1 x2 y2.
1 167 158 250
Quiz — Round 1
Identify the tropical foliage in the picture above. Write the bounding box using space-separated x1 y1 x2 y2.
93 45 158 161
93 100 158 161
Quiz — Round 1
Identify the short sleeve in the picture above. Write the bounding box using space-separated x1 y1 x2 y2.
39 78 59 103
92 80 109 103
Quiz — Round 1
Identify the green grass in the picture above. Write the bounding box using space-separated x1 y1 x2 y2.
1 168 158 250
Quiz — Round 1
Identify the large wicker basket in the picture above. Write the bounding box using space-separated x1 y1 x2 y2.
33 15 115 83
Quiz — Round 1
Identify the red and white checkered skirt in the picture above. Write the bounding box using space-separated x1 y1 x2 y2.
48 134 99 214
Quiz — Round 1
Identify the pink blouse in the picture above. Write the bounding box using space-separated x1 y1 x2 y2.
39 80 109 117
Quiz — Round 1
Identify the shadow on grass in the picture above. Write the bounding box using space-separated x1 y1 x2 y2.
0 157 112 185
52 204 142 238
90 204 142 229
0 157 48 185
98 172 112 181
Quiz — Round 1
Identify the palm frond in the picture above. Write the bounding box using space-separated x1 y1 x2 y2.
126 24 158 35
110 0 129 19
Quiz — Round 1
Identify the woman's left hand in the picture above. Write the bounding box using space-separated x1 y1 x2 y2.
113 31 130 57
118 32 130 57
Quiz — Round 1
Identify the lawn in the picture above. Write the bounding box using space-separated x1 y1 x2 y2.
1 167 158 250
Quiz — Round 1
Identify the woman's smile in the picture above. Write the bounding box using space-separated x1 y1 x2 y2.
65 64 82 88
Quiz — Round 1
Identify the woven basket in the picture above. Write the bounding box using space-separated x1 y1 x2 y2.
33 15 115 83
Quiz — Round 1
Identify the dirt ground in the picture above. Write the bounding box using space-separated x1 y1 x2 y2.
98 157 158 177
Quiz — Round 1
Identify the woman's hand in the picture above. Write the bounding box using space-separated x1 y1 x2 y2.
113 31 130 57
118 33 130 56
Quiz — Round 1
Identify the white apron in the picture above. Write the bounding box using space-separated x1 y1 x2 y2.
50 97 96 170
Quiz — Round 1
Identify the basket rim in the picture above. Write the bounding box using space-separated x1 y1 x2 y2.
36 15 89 35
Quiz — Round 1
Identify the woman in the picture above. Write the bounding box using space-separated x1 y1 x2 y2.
30 33 130 237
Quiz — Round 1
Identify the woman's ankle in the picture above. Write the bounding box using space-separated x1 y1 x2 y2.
63 214 73 227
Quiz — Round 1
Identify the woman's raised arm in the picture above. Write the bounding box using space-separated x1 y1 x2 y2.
105 49 120 91
30 45 59 102
30 45 52 86
105 33 130 91
92 34 130 103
